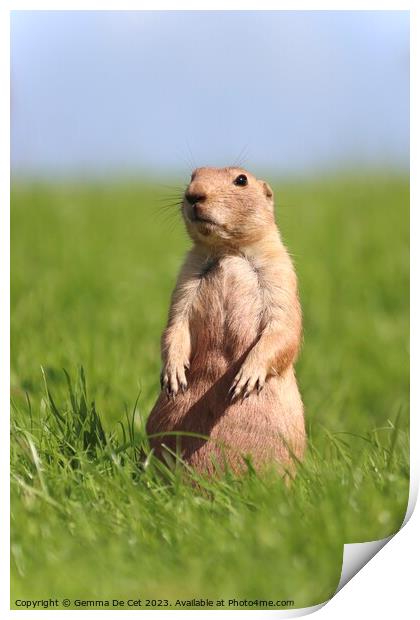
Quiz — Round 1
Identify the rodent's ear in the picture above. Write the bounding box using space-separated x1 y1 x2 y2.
262 182 273 199
260 180 274 209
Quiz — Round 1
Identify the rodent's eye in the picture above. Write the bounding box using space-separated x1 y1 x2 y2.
233 174 248 187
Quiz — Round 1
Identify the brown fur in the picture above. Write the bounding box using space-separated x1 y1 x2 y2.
146 167 306 476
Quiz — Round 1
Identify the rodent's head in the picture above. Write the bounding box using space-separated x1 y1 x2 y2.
182 167 275 248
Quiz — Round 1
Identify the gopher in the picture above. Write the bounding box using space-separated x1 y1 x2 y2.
146 167 305 476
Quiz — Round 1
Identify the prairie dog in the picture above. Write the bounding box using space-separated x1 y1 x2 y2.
146 167 306 476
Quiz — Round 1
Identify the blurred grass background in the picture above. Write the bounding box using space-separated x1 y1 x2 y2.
10 173 409 609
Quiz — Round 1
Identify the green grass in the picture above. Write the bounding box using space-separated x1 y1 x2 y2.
11 173 409 610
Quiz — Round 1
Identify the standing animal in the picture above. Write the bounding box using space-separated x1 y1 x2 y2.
146 167 306 477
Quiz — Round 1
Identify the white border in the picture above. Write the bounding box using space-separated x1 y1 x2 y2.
3 2 416 9
3 3 417 618
1 0 11 615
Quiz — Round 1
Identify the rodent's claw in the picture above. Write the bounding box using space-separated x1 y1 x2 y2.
160 362 189 400
230 365 267 401
230 371 248 401
229 376 241 401
160 372 175 400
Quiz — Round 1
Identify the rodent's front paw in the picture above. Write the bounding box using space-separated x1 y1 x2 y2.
229 362 267 401
160 359 189 399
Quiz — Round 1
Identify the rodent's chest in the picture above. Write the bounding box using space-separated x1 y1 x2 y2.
190 256 264 354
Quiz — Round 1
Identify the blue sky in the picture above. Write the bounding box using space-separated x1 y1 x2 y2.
11 11 409 178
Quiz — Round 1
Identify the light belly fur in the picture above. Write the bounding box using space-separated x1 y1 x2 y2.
147 256 305 475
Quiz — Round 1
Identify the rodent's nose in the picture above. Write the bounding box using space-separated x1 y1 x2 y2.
185 191 207 205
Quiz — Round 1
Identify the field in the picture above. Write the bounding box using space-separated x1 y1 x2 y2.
11 173 409 610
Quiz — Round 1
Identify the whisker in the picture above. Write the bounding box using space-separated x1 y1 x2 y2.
174 145 195 173
154 200 181 212
147 205 183 230
185 139 197 170
154 206 183 216
155 183 186 191
233 144 250 168
154 196 183 205
158 200 184 206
